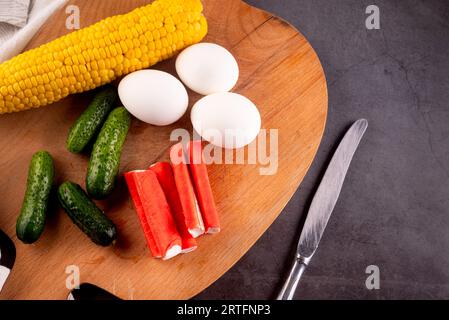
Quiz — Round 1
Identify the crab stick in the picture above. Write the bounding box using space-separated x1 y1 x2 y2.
149 162 198 253
188 141 221 234
124 170 182 260
170 143 205 238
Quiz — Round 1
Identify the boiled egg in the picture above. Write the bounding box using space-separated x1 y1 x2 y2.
176 43 239 95
191 92 261 149
118 70 189 126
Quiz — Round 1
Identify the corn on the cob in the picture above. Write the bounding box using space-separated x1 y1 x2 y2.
0 0 208 114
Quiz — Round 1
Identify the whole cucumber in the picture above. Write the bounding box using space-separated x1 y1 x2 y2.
58 182 117 246
86 107 131 199
16 151 54 244
66 85 117 153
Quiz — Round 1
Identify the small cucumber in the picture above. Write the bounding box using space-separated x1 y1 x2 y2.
58 182 117 246
16 151 54 244
86 107 131 199
66 85 117 153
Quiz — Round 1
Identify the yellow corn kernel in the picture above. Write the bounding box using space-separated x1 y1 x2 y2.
104 47 111 58
165 24 176 33
109 58 117 69
12 83 20 93
62 78 70 87
0 86 8 98
152 29 161 40
120 41 129 53
69 76 77 85
82 50 91 62
154 20 163 29
79 65 87 74
98 60 106 70
93 77 102 85
55 78 63 89
90 61 99 71
125 39 134 50
78 54 86 65
99 48 107 59
19 81 27 90
24 78 32 88
72 65 80 76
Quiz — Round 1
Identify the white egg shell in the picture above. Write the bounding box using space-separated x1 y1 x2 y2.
118 70 189 126
176 43 239 95
191 92 261 149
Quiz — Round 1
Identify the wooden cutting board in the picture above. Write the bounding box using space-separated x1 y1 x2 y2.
0 0 327 300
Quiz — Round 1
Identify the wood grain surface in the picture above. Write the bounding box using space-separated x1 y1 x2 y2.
0 0 327 299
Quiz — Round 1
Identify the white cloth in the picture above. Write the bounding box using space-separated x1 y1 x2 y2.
0 0 68 63
0 0 31 28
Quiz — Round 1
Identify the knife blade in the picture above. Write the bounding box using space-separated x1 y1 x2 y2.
277 119 368 300
0 229 16 293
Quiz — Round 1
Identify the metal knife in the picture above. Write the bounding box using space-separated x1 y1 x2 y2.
0 229 16 293
277 119 368 300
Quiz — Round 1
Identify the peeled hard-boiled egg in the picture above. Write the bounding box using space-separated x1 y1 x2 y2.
191 92 261 149
118 70 188 126
176 43 239 95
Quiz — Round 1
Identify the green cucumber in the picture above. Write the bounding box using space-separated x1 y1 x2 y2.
57 181 117 246
86 107 131 199
66 85 117 153
16 151 54 244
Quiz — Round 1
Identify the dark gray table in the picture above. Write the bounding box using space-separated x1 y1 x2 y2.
196 0 449 299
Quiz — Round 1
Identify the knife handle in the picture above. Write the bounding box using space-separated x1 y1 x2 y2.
276 256 308 300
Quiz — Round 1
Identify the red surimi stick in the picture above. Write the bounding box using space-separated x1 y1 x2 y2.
149 162 198 253
188 140 221 234
170 143 205 238
124 170 182 260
